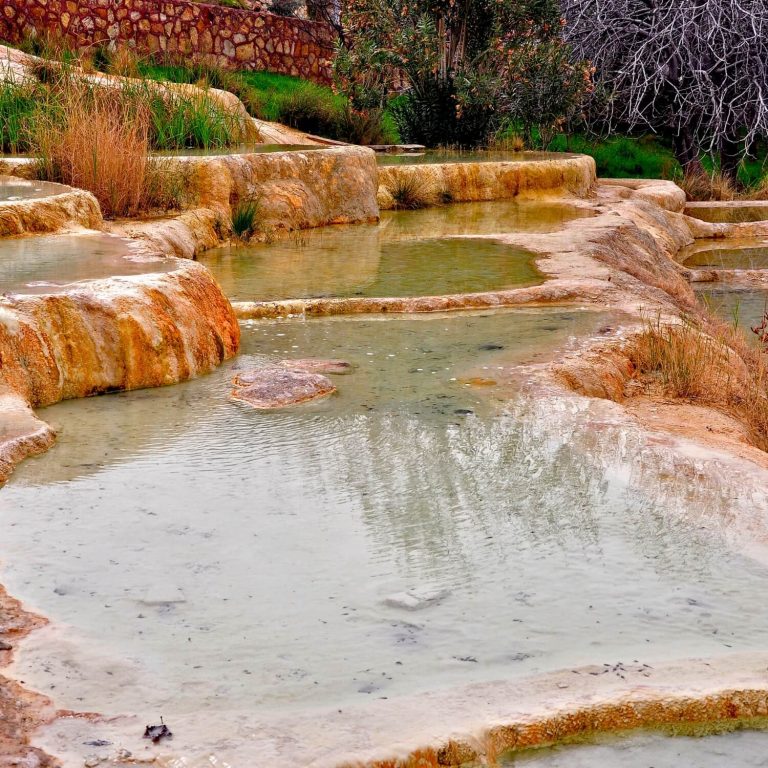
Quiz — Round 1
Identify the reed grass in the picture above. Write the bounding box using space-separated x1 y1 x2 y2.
0 79 38 153
230 195 263 240
34 84 150 217
33 82 191 217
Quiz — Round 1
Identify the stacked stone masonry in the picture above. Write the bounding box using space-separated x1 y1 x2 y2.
0 0 334 83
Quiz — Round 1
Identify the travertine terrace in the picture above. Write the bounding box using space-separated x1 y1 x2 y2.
2 92 768 768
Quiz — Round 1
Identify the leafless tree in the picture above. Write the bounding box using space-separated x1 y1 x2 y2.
561 0 768 178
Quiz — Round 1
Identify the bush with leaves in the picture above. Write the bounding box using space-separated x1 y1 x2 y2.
334 0 590 147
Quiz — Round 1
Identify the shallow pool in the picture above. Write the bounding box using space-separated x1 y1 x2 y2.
376 150 577 166
199 201 592 302
0 233 176 295
153 143 322 157
684 203 768 224
4 309 768 764
697 287 768 338
682 240 768 270
503 728 768 767
0 177 70 201
201 237 541 301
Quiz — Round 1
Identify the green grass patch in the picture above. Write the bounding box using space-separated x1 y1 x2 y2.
548 134 680 179
136 61 396 144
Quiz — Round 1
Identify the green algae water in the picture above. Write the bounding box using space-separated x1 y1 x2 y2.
4 309 768 766
376 150 578 166
198 201 593 302
201 237 541 301
682 240 768 269
0 233 175 295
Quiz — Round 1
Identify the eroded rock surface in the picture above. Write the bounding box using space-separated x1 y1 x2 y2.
0 259 240 485
0 176 102 237
378 154 596 209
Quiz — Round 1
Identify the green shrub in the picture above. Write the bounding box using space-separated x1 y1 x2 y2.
231 195 263 239
274 82 343 137
548 134 680 178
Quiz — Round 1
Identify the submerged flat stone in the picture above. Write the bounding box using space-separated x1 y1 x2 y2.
384 587 451 611
279 359 353 375
232 367 336 409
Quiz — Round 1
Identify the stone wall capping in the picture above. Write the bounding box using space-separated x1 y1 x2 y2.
0 0 334 83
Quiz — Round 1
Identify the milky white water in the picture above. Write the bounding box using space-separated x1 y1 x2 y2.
0 177 70 201
3 309 768 765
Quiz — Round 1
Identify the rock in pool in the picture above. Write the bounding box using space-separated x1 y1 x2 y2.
279 359 354 375
232 367 336 409
384 587 451 611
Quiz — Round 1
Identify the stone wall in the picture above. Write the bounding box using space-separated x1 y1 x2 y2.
0 0 334 83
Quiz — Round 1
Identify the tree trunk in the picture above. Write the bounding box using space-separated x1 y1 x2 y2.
673 129 704 176
720 136 742 185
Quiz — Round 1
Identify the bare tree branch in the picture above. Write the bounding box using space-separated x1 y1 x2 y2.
561 0 768 173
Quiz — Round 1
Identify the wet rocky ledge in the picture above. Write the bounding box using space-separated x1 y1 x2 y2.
2 140 768 768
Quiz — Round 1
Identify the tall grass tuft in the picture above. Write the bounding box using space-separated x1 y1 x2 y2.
32 81 191 217
389 173 438 209
0 79 38 153
139 85 248 150
34 83 150 217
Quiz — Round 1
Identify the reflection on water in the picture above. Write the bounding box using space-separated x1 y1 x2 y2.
682 239 768 270
201 238 541 301
503 728 768 767
199 201 592 302
376 150 578 166
0 233 176 294
3 310 768 734
697 287 768 343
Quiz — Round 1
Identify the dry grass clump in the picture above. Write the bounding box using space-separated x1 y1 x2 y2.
33 83 189 217
490 133 526 152
627 313 768 451
678 170 738 202
388 173 448 210
680 169 768 202
34 84 150 217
